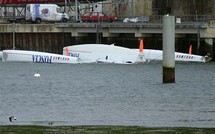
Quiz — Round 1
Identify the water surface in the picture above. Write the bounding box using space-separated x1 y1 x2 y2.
0 62 214 127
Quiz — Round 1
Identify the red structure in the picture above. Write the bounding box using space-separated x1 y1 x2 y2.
0 0 62 4
0 0 103 5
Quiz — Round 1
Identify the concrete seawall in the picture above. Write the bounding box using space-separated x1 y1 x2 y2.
0 23 214 60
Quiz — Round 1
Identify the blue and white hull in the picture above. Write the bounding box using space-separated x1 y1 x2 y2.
2 50 79 64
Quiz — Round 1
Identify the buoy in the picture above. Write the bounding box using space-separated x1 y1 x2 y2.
34 73 40 77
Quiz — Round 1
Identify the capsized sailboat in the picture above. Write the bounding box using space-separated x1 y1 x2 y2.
132 49 207 62
63 40 209 64
133 40 209 62
2 50 80 64
63 44 145 64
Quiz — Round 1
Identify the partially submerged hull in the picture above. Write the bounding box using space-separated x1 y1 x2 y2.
133 49 207 63
63 44 207 64
1 45 208 64
2 50 79 64
63 44 144 64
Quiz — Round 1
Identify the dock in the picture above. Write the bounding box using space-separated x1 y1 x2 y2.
0 21 214 60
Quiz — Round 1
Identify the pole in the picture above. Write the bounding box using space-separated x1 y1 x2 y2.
64 0 67 13
12 21 15 50
96 24 101 44
197 25 200 54
131 0 134 17
75 0 78 22
163 15 175 83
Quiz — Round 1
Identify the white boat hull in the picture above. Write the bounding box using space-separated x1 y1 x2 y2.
2 50 79 64
63 44 206 64
133 49 206 62
63 44 144 64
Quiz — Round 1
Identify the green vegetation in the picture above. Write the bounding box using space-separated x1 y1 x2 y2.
0 125 214 134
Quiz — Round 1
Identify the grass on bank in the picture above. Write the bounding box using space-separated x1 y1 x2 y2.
0 125 215 134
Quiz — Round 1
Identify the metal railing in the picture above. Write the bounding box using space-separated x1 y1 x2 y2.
0 14 212 25
71 15 210 24
118 15 210 23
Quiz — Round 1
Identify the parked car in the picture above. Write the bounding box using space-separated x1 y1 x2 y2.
81 12 117 22
123 16 149 23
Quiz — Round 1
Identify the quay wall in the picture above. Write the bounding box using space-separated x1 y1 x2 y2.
0 33 71 54
0 23 214 61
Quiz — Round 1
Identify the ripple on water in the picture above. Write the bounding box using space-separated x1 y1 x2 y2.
0 62 214 127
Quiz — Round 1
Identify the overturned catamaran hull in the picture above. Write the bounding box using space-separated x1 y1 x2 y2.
133 49 207 63
63 44 145 64
63 44 207 64
2 50 79 64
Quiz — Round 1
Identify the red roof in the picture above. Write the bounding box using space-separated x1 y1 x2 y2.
0 0 104 5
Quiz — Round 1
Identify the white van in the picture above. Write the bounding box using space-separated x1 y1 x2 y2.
26 4 69 23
